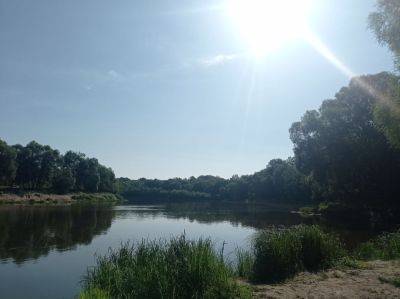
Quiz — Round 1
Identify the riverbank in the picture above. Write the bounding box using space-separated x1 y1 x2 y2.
0 192 121 204
252 260 400 298
79 226 400 298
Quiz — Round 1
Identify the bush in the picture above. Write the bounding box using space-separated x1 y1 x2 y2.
81 235 250 299
297 225 344 271
251 225 344 283
355 230 400 260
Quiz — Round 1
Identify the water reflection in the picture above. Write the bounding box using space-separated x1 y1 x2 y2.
115 202 306 229
0 201 379 264
0 202 385 299
115 202 378 248
0 204 115 263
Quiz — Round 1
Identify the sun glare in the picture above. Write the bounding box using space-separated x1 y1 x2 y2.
227 0 312 58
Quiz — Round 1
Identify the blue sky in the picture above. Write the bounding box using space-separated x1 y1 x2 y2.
0 0 394 179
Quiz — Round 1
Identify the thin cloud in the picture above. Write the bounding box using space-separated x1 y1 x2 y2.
107 69 125 81
200 53 239 67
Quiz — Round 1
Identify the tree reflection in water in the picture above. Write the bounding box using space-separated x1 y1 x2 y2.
0 204 115 263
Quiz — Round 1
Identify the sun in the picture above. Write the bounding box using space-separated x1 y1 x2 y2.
226 0 312 58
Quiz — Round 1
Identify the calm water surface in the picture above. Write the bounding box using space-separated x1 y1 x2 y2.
0 202 375 299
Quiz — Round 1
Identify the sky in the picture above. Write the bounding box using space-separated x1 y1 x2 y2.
0 0 394 179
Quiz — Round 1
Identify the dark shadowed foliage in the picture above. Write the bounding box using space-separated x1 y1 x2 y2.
251 225 344 283
290 72 400 208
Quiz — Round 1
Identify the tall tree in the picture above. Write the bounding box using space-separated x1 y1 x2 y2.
369 0 400 71
0 139 17 186
369 0 400 149
98 165 116 193
63 151 86 190
290 72 400 206
77 158 100 192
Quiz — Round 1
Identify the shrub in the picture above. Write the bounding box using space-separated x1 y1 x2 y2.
355 241 382 260
297 225 344 271
251 225 344 283
355 230 400 260
81 235 250 299
252 227 302 282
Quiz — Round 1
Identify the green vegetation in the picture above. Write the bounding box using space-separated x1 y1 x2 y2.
79 288 109 299
369 0 400 72
355 230 400 261
0 140 116 194
117 158 311 204
235 248 254 280
368 0 400 151
250 225 344 283
235 227 400 285
81 226 400 298
82 235 251 299
71 193 121 203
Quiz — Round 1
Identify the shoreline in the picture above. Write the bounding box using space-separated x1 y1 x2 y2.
0 192 120 205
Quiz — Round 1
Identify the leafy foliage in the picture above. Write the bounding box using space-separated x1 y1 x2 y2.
117 158 311 204
369 0 400 150
290 72 400 206
369 0 400 71
0 139 116 194
355 230 400 260
0 139 17 186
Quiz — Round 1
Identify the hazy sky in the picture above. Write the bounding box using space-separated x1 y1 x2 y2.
0 0 394 179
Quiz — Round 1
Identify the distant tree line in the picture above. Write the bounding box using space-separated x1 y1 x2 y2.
0 140 116 194
116 158 311 203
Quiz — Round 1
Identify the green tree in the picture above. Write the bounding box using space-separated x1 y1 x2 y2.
369 0 400 71
290 73 400 206
98 165 116 193
37 145 60 189
14 141 60 189
52 168 75 194
77 158 100 192
0 139 17 186
373 80 400 149
369 0 400 149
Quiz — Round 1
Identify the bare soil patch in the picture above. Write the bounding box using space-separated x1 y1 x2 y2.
252 260 400 298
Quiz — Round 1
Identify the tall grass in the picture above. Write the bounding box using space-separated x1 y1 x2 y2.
81 226 400 298
355 230 400 260
235 248 254 280
81 235 251 299
250 225 344 283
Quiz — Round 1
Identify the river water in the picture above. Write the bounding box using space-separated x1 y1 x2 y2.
0 202 375 298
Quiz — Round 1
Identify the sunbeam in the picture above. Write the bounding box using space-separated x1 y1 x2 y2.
305 30 399 114
304 30 356 79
